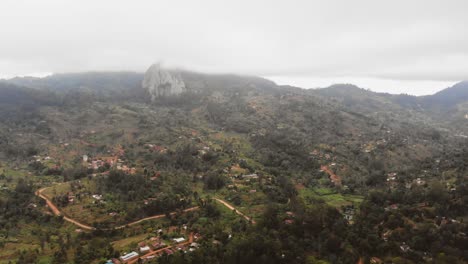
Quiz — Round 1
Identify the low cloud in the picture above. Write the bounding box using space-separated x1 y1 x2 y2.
0 0 466 94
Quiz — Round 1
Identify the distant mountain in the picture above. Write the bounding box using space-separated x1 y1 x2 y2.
0 82 56 107
2 70 467 130
0 68 452 170
3 72 144 93
316 83 372 96
310 81 468 128
313 81 468 111
4 68 279 101
421 81 468 107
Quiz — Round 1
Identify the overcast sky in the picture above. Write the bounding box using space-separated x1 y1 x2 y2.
1 0 467 95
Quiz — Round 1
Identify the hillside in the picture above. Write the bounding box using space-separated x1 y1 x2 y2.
0 71 466 263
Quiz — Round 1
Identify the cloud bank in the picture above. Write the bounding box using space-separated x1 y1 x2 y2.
0 0 466 94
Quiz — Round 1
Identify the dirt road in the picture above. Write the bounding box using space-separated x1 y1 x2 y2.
35 187 199 231
114 207 200 230
214 198 256 224
36 184 254 231
128 233 195 264
36 188 96 230
321 165 342 187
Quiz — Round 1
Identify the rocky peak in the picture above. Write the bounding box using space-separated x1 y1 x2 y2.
142 64 186 100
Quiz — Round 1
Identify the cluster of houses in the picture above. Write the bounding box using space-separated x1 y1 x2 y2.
386 172 397 182
436 216 461 226
361 138 389 153
106 229 202 264
386 171 431 190
32 155 53 162
284 211 295 225
83 154 136 175
227 172 270 195
384 204 399 211
145 144 168 154
342 206 355 223
362 144 375 153
198 146 211 156
66 192 105 205
236 173 259 182
309 149 334 161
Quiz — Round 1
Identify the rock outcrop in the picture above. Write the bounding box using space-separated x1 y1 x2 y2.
142 64 186 100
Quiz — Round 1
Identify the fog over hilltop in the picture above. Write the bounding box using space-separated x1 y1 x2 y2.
1 0 468 94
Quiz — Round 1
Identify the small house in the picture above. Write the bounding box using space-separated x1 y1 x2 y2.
120 251 139 262
139 246 150 253
173 237 185 243
400 243 410 253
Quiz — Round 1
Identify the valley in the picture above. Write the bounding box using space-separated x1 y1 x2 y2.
0 68 466 263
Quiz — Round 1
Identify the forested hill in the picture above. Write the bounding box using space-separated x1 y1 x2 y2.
0 72 464 186
0 71 466 263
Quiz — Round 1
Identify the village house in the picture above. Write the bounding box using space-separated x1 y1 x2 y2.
243 173 259 179
344 214 353 221
149 171 161 181
415 177 425 186
286 211 295 217
146 144 168 153
384 204 399 211
27 203 37 209
173 237 185 243
382 230 392 242
139 246 151 253
190 242 199 248
400 243 411 253
117 165 136 174
343 207 355 222
164 248 174 255
387 172 397 182
152 241 166 249
101 156 118 166
68 193 75 203
120 251 139 263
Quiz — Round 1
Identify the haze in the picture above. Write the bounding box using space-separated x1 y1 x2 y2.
1 0 467 95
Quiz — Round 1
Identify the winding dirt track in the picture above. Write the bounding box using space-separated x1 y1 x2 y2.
214 198 256 224
35 187 199 231
36 188 96 230
113 207 200 230
321 165 342 186
128 233 195 264
35 187 253 230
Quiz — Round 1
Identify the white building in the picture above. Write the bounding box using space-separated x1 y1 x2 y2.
140 246 150 253
173 237 185 243
120 251 139 262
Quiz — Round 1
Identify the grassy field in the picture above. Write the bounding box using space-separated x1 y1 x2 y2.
111 233 149 252
299 187 364 209
0 242 39 264
0 219 79 264
42 179 131 225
